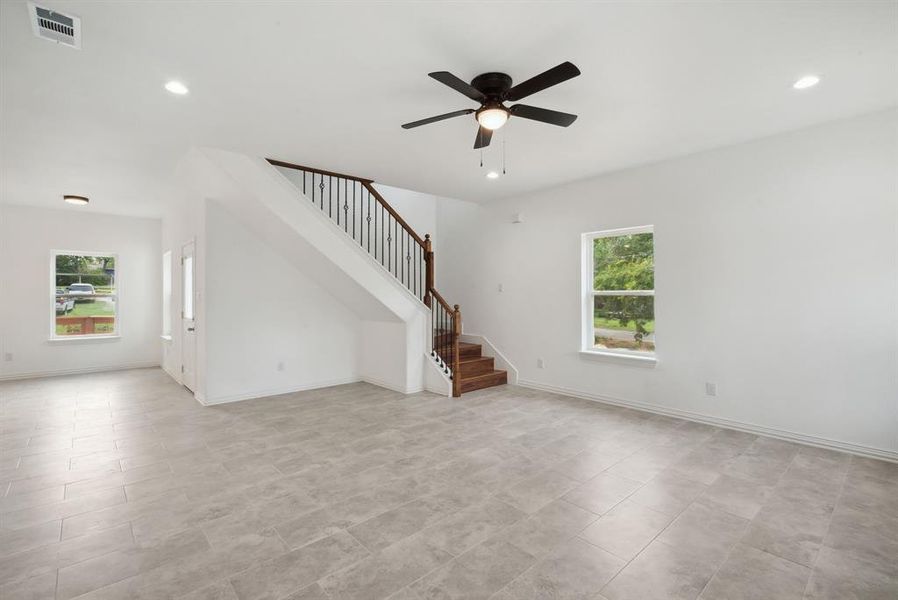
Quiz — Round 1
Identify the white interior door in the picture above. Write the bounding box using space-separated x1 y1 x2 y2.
181 241 197 392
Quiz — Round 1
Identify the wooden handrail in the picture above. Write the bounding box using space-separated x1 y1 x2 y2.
429 287 453 313
268 158 426 248
267 158 373 184
361 182 426 247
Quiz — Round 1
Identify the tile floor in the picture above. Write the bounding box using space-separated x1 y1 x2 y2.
1 368 896 599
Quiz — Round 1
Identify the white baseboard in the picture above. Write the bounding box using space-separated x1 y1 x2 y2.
0 362 160 382
360 375 423 395
517 379 898 463
197 376 362 406
197 375 425 406
161 365 181 384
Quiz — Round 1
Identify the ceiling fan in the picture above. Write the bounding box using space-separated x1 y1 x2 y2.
401 61 581 149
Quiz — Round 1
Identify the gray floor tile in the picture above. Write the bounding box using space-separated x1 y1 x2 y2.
697 474 772 520
805 546 898 600
2 370 895 600
578 499 674 560
601 540 717 600
562 472 642 515
698 543 810 600
627 471 708 516
495 469 581 514
499 537 625 599
228 531 369 600
410 539 536 599
420 496 526 555
319 533 452 600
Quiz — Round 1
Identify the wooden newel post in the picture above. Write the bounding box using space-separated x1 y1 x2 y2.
452 304 462 397
424 234 434 307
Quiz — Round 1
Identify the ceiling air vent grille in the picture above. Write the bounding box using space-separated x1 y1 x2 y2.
28 2 81 49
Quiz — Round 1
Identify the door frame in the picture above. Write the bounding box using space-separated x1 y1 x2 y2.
180 239 197 393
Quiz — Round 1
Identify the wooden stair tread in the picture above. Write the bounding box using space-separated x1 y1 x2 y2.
458 369 508 394
459 355 491 363
459 368 506 381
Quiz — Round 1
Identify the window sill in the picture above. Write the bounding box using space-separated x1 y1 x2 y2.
579 349 657 368
47 335 121 344
160 335 173 342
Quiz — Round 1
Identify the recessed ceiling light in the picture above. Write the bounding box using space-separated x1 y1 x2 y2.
486 171 500 179
793 75 820 90
164 80 189 95
64 195 89 205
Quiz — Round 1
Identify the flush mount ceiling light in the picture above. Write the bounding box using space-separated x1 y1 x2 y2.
793 75 820 90
476 106 509 131
486 171 500 179
64 194 89 205
164 80 189 95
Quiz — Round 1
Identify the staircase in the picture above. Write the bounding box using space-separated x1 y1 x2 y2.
268 158 507 397
457 342 509 393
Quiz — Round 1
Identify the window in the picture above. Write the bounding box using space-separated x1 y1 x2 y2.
161 251 172 338
52 252 118 337
582 226 655 357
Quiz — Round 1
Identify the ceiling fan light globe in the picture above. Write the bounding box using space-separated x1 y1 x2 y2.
477 107 509 130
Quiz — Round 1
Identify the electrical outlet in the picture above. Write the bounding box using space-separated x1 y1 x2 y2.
705 382 717 397
277 361 285 372
498 283 504 293
3 352 12 362
537 358 545 369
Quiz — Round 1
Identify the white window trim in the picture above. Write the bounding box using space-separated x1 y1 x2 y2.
580 225 656 365
49 250 120 341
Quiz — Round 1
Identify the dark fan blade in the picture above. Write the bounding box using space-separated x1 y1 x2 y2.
505 61 580 101
402 109 474 129
428 72 486 102
473 126 492 149
510 104 577 127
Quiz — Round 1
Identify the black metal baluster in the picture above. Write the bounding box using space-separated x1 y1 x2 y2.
343 181 349 233
366 190 371 253
319 177 324 210
303 171 306 195
329 176 332 218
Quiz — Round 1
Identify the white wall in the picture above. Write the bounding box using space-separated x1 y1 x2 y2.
202 200 360 403
437 109 898 458
0 205 161 379
375 184 440 256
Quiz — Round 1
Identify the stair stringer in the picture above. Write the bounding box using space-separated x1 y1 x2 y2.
179 147 430 394
459 333 519 385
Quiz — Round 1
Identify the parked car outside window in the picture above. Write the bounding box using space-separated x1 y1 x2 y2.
55 289 75 313
67 283 96 302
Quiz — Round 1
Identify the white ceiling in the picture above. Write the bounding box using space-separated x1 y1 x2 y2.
1 1 896 218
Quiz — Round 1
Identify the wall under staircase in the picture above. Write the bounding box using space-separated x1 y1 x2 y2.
174 147 510 402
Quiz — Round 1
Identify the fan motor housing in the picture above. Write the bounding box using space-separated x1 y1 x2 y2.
471 72 513 99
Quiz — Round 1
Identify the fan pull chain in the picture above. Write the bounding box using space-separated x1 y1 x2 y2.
503 136 507 175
